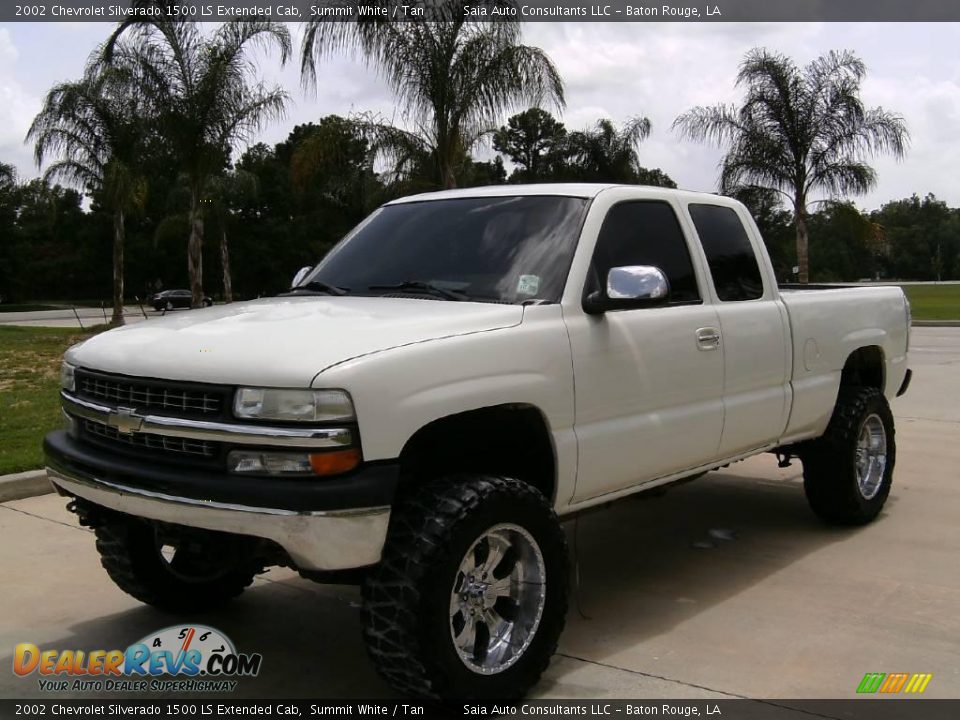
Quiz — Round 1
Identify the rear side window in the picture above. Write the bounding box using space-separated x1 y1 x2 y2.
590 201 701 303
689 204 765 301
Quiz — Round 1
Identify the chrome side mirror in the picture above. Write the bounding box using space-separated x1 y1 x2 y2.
291 266 313 288
583 265 670 315
607 265 669 301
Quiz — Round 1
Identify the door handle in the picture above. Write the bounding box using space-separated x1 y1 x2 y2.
696 327 721 350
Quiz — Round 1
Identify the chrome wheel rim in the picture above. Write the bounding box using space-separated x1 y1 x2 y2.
449 523 546 675
856 414 887 500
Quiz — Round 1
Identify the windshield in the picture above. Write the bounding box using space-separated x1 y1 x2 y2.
302 195 589 304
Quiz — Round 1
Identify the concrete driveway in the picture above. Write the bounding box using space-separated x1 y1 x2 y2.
1 328 957 701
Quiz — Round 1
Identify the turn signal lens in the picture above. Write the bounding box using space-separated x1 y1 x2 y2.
309 448 362 476
227 448 362 477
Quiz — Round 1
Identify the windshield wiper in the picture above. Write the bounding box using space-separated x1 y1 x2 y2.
368 281 468 301
286 280 348 296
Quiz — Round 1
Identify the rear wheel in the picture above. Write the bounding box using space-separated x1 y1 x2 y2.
94 515 261 612
801 387 896 525
361 474 568 699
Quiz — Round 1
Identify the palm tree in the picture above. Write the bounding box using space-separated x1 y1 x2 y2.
565 117 653 183
674 48 908 283
27 61 145 326
0 163 14 188
103 20 290 307
301 1 564 189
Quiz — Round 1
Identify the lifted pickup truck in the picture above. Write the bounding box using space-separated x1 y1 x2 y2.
45 184 911 699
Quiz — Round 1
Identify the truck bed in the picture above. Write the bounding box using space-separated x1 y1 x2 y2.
778 284 910 442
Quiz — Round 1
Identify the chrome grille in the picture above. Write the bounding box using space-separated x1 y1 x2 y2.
83 419 217 458
77 373 223 416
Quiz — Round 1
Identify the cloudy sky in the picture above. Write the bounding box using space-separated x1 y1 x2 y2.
1 21 958 210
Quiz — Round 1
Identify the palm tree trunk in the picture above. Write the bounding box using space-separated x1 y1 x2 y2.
187 189 205 308
794 203 810 284
220 227 233 303
111 208 125 327
440 160 457 190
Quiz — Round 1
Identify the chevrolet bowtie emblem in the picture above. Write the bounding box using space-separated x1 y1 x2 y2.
108 407 143 435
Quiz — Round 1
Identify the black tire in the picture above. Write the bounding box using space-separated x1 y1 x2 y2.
94 516 260 612
801 387 896 525
361 474 568 700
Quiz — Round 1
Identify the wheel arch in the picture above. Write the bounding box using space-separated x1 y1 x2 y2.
397 403 558 504
840 345 886 393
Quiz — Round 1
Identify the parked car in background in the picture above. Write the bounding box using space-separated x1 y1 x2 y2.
150 289 213 311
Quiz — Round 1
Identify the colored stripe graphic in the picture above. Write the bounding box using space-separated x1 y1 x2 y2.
879 673 910 693
904 673 933 694
857 672 933 694
857 673 885 694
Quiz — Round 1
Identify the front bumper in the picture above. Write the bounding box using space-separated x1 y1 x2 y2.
44 430 398 571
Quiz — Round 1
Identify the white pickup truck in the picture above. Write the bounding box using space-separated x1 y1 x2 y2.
46 184 912 699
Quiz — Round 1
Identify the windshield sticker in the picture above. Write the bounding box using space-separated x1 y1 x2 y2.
517 275 541 296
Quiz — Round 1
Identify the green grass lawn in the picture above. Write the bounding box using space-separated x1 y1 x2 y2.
0 325 103 475
901 284 960 321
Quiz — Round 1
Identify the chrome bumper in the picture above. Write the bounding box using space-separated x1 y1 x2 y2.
47 465 390 571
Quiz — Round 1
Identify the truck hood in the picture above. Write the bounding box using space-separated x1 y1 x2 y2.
67 296 524 387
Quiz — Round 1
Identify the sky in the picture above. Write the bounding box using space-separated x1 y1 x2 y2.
1 21 959 211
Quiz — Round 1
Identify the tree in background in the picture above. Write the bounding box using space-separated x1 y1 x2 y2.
492 111 676 186
103 20 291 307
202 169 259 303
0 164 18 303
27 62 146 325
872 194 960 281
564 117 652 183
301 1 563 189
674 48 908 283
807 201 883 282
493 108 568 182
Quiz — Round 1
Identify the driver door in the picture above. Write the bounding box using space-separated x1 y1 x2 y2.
565 200 725 502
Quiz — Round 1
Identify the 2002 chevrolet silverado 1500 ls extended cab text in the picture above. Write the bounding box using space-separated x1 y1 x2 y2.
45 184 912 699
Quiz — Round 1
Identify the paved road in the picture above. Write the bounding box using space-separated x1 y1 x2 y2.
1 328 957 703
0 306 155 328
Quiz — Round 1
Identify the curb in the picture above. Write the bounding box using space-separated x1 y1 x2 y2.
0 469 53 503
913 320 960 327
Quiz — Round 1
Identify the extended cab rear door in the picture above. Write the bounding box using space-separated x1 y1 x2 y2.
684 202 792 456
563 193 725 502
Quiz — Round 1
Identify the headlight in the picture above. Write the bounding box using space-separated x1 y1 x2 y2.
60 362 76 392
233 388 355 422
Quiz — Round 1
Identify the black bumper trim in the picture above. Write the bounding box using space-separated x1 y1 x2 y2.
44 430 399 512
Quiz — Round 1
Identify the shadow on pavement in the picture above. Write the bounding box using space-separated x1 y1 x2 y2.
4 465 882 700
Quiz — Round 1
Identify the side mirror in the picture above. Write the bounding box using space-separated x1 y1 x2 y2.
291 266 313 289
583 265 670 315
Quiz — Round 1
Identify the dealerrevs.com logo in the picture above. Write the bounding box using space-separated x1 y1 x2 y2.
14 625 262 693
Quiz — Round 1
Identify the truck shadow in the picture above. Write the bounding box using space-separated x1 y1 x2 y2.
4 463 891 699
538 464 890 695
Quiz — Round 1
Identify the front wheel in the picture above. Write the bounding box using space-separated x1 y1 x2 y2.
94 515 261 612
801 386 896 525
361 475 568 699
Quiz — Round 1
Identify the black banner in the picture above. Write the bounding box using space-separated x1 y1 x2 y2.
5 0 960 23
2 700 960 720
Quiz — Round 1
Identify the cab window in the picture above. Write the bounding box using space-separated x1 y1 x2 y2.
588 201 701 304
688 204 765 301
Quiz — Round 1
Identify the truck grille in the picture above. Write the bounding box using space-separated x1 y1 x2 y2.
83 419 218 458
75 369 228 418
